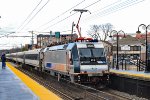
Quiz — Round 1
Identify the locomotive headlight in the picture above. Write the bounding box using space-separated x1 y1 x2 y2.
90 58 96 62
81 71 84 73
81 71 87 74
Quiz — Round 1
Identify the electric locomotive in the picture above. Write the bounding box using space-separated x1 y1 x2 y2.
6 40 109 84
41 41 109 83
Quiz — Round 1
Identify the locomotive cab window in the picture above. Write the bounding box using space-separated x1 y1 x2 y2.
92 48 105 57
79 48 91 57
79 48 106 65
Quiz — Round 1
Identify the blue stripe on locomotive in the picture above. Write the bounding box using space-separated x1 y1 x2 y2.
46 63 52 68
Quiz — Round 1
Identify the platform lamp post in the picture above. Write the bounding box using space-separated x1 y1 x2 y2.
136 24 150 73
109 30 126 70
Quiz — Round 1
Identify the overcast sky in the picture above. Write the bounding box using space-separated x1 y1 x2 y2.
0 0 150 50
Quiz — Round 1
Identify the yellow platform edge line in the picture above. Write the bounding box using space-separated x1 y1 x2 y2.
110 69 150 79
6 62 62 100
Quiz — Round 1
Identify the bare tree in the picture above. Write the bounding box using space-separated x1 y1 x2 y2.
87 25 100 40
87 23 113 41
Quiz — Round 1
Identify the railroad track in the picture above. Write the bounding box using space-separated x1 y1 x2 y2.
13 63 133 100
85 89 131 100
17 67 74 100
65 80 132 100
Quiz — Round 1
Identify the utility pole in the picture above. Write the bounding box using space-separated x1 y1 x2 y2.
20 44 22 51
31 31 34 49
29 31 34 49
49 31 52 44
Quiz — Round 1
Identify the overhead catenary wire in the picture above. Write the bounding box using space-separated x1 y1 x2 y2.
84 0 123 19
41 12 77 31
40 0 123 31
41 0 102 31
42 0 145 31
0 44 23 48
19 0 50 32
84 0 145 22
82 0 101 9
0 32 15 38
0 29 72 38
97 0 145 17
16 0 43 31
0 0 145 39
37 29 73 34
0 0 147 50
0 0 50 38
5 0 133 34
35 0 86 30
0 31 32 38
5 36 32 38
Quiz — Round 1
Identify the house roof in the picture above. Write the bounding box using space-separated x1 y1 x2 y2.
112 35 145 45
101 40 113 47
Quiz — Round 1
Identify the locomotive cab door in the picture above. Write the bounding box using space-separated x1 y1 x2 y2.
71 44 80 73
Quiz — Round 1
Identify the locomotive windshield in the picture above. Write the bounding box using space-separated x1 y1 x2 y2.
79 48 106 65
92 48 105 57
79 48 91 57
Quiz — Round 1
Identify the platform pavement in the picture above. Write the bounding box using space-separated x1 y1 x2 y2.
0 62 39 100
110 68 150 80
1 62 62 100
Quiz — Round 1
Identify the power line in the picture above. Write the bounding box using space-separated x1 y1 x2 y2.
1 0 144 39
16 0 43 31
43 0 144 33
42 12 77 31
0 44 8 46
0 35 33 38
97 0 145 17
85 0 122 17
1 0 50 38
43 0 144 31
19 0 50 32
29 30 73 35
0 31 31 38
41 0 102 31
85 0 145 22
5 36 32 38
0 32 15 38
83 0 101 9
0 0 45 38
35 0 86 30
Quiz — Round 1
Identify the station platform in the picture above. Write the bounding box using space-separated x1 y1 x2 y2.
110 68 150 81
0 62 61 100
109 68 150 99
